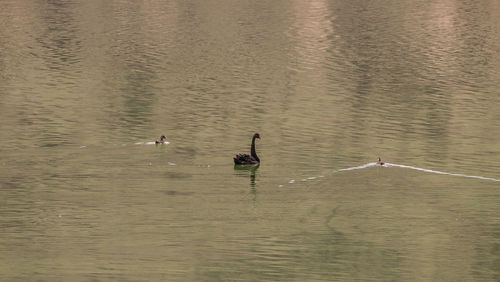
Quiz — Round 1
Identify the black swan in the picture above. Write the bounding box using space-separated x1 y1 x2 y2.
376 157 385 165
156 135 167 144
234 133 261 165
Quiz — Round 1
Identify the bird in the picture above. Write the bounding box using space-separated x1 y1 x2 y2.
234 133 261 165
376 157 385 165
156 135 167 144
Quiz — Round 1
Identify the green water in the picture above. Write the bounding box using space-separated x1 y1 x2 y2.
1 0 499 280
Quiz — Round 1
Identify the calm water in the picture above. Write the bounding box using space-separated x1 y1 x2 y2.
1 0 500 280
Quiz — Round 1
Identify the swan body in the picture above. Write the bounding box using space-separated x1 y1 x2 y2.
234 133 261 165
234 154 259 165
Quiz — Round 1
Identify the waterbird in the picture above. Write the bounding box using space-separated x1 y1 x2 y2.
234 133 261 165
156 135 167 144
376 157 385 165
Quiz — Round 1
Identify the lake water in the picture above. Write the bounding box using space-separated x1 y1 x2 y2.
1 0 499 280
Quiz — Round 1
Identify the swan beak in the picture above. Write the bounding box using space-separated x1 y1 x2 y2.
258 136 262 140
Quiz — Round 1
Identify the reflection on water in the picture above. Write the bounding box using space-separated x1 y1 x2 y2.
234 164 259 188
1 0 499 280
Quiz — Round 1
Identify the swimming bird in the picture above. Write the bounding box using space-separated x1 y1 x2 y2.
156 135 167 144
376 157 385 165
234 133 261 165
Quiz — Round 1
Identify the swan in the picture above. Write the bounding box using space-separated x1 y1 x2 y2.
234 133 261 165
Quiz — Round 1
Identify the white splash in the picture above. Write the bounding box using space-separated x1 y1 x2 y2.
336 162 378 171
135 141 170 145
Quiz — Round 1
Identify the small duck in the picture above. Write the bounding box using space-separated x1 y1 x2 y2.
376 157 385 166
156 135 167 144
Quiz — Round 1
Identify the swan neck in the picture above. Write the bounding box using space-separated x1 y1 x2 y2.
250 136 259 161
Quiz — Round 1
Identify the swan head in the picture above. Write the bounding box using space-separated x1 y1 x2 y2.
253 133 261 140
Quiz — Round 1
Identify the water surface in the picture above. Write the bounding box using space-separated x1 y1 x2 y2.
1 0 499 280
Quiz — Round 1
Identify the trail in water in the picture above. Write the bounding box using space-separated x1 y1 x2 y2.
135 141 170 145
279 162 500 187
385 163 500 182
336 162 378 172
77 140 170 149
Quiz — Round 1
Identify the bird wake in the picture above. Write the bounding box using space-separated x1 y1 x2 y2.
280 162 499 187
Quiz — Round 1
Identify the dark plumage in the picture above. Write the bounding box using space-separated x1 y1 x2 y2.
234 153 259 165
234 133 261 165
156 135 167 144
